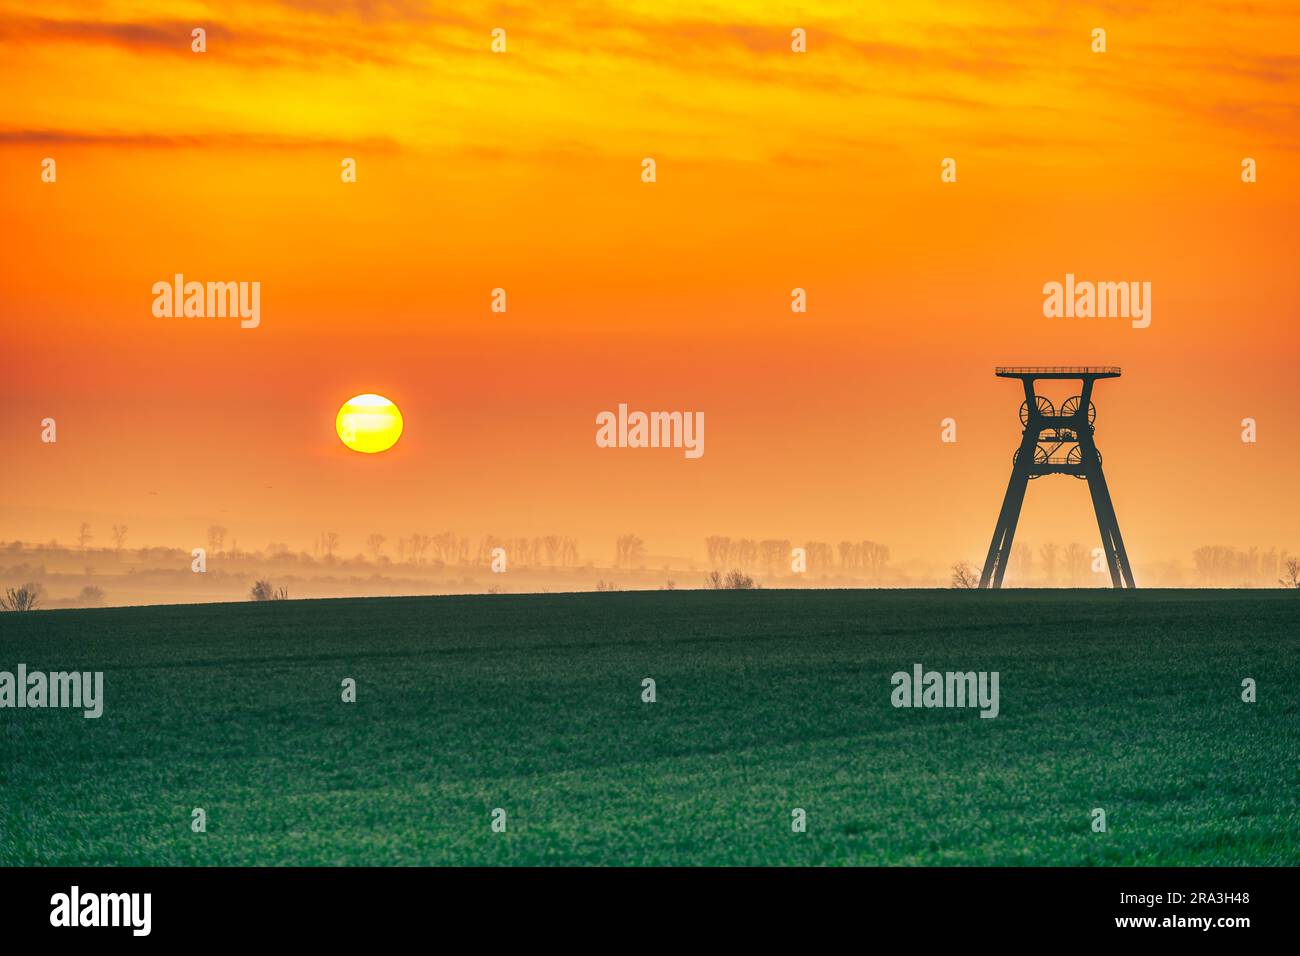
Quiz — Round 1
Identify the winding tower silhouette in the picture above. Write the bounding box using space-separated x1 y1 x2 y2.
979 367 1135 589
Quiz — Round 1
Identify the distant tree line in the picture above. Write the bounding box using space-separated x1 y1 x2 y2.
1192 546 1293 587
970 542 1297 588
320 531 582 569
704 536 890 576
9 525 1297 589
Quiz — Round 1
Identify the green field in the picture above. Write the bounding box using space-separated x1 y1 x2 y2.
1 590 1296 866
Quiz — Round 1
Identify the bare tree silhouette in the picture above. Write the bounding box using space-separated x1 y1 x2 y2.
1039 542 1058 585
703 569 755 589
77 522 93 551
1063 542 1088 585
1010 543 1033 582
78 585 106 607
705 536 731 566
111 524 128 551
865 542 890 579
250 579 288 601
803 541 833 572
1280 557 1300 589
0 583 42 611
615 534 645 569
951 562 980 589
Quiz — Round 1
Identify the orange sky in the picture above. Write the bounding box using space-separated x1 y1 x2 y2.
2 0 1297 572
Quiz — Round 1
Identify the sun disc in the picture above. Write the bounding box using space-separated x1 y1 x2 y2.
336 394 403 453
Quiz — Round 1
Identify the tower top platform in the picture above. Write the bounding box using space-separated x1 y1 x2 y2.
995 366 1121 380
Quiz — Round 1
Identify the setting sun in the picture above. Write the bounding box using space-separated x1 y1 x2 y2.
336 394 403 454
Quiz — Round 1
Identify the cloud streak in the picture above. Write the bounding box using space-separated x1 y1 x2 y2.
0 128 400 150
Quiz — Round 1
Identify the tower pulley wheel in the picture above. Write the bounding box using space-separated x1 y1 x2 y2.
1019 396 1054 426
1060 395 1097 428
1066 444 1102 477
1014 444 1049 478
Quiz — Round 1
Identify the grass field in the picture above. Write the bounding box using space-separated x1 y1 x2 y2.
1 590 1297 866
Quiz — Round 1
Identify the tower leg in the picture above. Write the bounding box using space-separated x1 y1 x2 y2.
981 381 1041 590
979 453 1033 588
1085 467 1135 588
1109 512 1136 588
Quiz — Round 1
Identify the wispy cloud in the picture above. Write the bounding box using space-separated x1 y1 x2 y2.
0 15 407 67
0 128 400 150
0 17 233 51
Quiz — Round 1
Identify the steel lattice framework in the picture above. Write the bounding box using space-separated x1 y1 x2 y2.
979 367 1135 589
